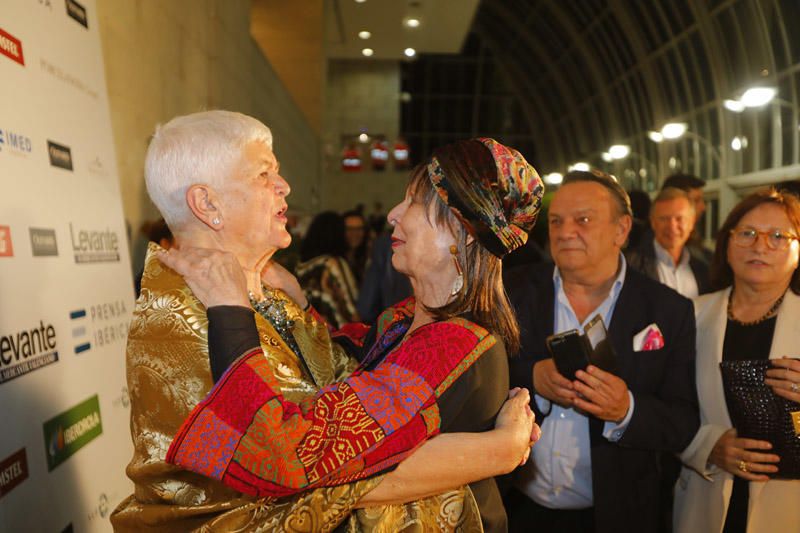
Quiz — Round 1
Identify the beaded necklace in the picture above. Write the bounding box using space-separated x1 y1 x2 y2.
727 288 786 326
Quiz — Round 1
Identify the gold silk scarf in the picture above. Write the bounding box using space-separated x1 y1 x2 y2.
111 243 482 532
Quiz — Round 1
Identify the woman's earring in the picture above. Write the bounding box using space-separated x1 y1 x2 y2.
212 217 220 225
450 244 464 296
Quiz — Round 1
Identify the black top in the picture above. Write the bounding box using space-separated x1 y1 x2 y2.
720 316 777 533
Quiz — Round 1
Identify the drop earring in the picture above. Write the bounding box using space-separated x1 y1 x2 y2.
450 244 464 296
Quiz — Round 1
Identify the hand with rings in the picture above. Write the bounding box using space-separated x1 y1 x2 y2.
764 356 800 403
709 428 779 481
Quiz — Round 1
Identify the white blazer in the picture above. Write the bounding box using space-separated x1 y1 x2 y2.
674 287 800 533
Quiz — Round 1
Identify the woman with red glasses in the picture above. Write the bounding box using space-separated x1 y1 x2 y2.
674 188 800 533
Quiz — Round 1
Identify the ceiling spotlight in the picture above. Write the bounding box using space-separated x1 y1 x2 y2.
647 131 663 143
404 17 421 28
740 87 776 107
608 144 630 160
601 152 614 162
724 99 745 112
361 48 374 57
359 133 369 143
358 31 371 40
404 47 416 58
355 0 367 3
544 172 563 185
661 122 687 140
568 162 590 172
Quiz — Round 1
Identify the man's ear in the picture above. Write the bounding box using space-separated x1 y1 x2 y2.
186 185 222 230
615 214 633 247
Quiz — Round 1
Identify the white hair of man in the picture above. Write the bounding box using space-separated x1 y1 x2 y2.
145 110 273 229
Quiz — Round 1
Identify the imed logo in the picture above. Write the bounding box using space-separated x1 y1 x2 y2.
0 448 28 500
0 28 24 66
0 127 33 155
0 226 12 257
43 395 102 471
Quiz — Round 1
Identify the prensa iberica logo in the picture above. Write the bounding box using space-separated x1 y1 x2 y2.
43 395 103 471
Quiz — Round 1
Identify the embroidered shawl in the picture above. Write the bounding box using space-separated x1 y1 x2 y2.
166 297 496 499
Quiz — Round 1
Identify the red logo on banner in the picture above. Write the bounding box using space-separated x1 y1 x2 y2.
0 225 13 257
0 28 24 66
0 448 29 500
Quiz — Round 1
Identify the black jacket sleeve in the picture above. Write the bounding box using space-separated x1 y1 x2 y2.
207 305 261 383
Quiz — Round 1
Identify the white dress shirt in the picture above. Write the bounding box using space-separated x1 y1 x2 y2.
516 255 635 509
653 238 699 299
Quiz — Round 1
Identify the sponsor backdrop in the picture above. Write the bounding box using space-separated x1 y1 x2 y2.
0 0 134 531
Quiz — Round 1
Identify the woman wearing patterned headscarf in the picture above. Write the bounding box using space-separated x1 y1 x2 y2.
161 137 545 531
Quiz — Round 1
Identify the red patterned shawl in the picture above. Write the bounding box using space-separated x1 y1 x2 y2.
166 298 496 498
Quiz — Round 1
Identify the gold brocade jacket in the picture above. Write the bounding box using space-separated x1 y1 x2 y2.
111 244 482 532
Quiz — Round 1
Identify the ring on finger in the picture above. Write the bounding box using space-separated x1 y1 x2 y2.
792 382 799 393
738 460 748 473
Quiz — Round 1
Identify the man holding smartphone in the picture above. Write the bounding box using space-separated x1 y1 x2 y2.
503 170 700 533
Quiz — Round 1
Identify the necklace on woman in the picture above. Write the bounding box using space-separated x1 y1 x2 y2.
727 288 786 326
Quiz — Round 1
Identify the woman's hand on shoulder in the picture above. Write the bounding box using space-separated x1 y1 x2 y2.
158 247 250 308
494 388 540 470
765 356 800 403
708 428 779 481
261 261 308 309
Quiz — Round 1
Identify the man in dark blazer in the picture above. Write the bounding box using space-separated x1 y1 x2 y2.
626 187 711 297
503 170 700 533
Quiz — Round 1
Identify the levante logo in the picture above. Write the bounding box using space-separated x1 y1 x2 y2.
0 320 59 384
43 395 103 471
70 223 120 263
0 28 24 66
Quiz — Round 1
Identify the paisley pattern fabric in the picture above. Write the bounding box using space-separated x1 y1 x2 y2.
296 255 360 329
111 243 483 532
427 138 544 258
166 296 496 499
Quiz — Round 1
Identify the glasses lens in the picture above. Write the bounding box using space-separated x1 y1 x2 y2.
733 229 756 247
767 232 790 250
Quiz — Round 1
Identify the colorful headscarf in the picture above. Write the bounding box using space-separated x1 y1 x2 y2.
427 138 545 258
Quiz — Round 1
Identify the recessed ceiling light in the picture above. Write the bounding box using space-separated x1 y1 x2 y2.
359 133 369 143
740 87 776 107
647 131 663 143
404 48 416 58
358 31 371 40
355 0 366 3
724 99 745 112
404 17 421 28
361 48 374 57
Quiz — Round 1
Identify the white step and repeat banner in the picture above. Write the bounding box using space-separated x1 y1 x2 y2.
0 0 134 531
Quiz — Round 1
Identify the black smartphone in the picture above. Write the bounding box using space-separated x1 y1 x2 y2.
546 329 591 379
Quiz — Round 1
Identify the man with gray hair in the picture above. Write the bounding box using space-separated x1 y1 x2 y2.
626 187 710 298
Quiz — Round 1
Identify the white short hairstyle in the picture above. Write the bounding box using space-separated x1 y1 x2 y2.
145 110 273 229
